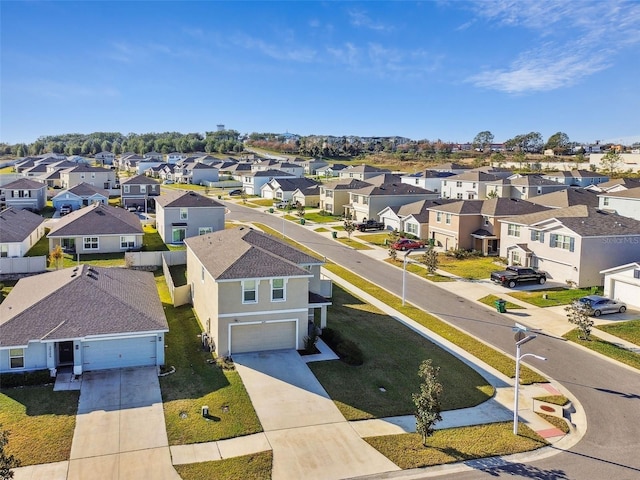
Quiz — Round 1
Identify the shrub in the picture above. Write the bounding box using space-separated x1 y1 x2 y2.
304 329 319 354
0 370 52 388
321 327 342 349
336 339 364 366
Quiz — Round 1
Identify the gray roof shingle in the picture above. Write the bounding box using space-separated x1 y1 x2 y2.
47 204 143 237
155 190 224 208
0 208 45 243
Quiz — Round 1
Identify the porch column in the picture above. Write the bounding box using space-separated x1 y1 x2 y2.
320 306 327 329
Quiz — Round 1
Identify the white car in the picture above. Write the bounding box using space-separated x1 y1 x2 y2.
574 295 627 317
274 201 289 209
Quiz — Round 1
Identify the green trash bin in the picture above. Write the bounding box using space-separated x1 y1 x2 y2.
332 231 338 239
495 299 507 313
269 208 274 213
300 218 306 225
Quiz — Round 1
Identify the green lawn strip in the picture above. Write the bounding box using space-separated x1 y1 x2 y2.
314 227 329 233
508 287 602 307
143 225 169 251
383 257 455 282
598 319 640 346
108 197 120 206
534 395 569 406
365 422 546 469
0 280 17 303
25 235 49 257
425 273 457 282
168 264 187 286
478 294 525 310
323 264 547 385
174 451 272 480
156 274 262 444
60 253 125 268
309 286 493 420
336 238 373 250
0 165 14 174
563 329 640 370
354 233 389 246
0 386 79 465
302 212 341 223
536 413 570 434
437 255 505 280
248 199 274 207
332 225 345 231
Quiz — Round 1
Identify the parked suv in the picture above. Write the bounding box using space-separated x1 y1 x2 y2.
59 204 72 216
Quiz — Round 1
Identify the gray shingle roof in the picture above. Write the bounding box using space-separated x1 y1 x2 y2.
121 174 160 185
446 172 501 182
65 182 109 198
352 182 433 196
0 265 168 347
155 190 224 208
1 178 45 190
0 208 45 243
600 187 640 199
428 198 548 216
47 204 143 237
184 227 321 281
529 188 600 208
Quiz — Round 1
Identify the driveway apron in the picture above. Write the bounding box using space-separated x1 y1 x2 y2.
234 350 399 480
68 367 180 480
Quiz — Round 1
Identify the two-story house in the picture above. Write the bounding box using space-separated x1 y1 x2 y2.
598 187 640 221
338 164 390 181
59 164 117 190
500 205 640 287
542 170 609 187
428 198 548 254
316 163 348 178
378 199 456 237
120 174 161 210
185 227 331 357
400 170 456 196
173 162 220 185
241 170 295 196
155 191 225 244
319 178 371 216
441 172 501 200
95 151 115 165
260 177 320 202
528 188 600 209
0 178 47 211
485 174 569 200
0 207 46 258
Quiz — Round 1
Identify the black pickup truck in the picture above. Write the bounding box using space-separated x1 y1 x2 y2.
356 219 385 232
490 266 547 288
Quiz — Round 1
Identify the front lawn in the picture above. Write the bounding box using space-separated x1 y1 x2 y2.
355 233 389 246
437 255 505 280
174 452 272 480
597 319 640 346
478 294 525 310
563 329 640 370
509 287 602 307
303 212 342 223
365 422 546 469
156 274 262 444
0 386 79 465
309 285 494 420
336 238 373 250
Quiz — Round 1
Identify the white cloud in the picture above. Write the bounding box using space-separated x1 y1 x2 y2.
231 33 316 62
347 8 394 32
465 0 640 93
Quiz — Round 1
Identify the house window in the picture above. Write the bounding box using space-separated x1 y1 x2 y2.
91 173 96 179
9 348 24 369
0 244 7 258
362 196 369 205
512 251 521 265
242 280 257 303
352 194 359 203
199 227 213 235
83 237 99 250
171 228 186 243
483 216 489 226
603 197 609 206
634 269 640 279
551 234 574 251
271 278 285 301
443 181 447 186
120 236 136 249
472 183 477 188
140 185 146 193
201 266 205 283
507 224 521 237
123 185 130 193
179 208 188 220
325 190 333 198
467 193 474 199
436 212 442 223
406 223 417 235
456 181 462 187
530 230 545 242
456 193 463 199
445 213 452 225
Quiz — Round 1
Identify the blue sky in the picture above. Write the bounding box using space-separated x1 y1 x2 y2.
2 1 639 145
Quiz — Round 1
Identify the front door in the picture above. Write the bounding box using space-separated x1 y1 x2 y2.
58 341 74 365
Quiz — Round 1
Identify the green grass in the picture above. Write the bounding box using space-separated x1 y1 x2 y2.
25 235 49 257
143 224 169 251
336 238 373 250
156 274 262 444
0 280 16 304
0 165 14 174
302 212 342 223
425 273 457 282
384 258 456 282
174 451 272 480
365 422 546 469
324 264 547 385
355 232 389 246
332 225 345 231
169 264 187 286
563 329 640 370
60 253 125 268
314 227 329 233
309 286 494 420
509 287 602 307
534 395 569 406
598 319 640 346
536 413 570 434
478 294 525 310
248 199 274 207
0 386 79 466
437 255 506 280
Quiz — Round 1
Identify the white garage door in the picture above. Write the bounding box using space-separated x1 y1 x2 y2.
612 280 640 309
230 320 296 355
82 336 157 371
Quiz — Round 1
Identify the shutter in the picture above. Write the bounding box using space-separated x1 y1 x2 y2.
540 232 545 243
569 237 575 252
550 233 556 248
530 230 536 241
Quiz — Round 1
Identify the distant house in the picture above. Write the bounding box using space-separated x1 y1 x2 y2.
59 164 116 190
400 170 456 195
185 227 331 357
260 177 320 202
338 164 390 181
47 204 143 254
52 183 109 213
167 152 186 164
542 170 609 188
0 178 47 211
316 163 348 178
173 162 220 185
500 206 640 287
378 199 456 238
0 265 168 374
319 178 371 216
302 158 328 175
528 188 600 209
0 208 46 258
598 187 640 221
601 262 640 310
120 174 161 210
586 177 640 193
292 183 321 208
155 190 225 244
485 175 569 200
441 172 501 200
144 151 163 161
95 151 115 165
242 170 295 196
427 198 548 254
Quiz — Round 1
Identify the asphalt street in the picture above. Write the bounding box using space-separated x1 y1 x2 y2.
227 201 640 480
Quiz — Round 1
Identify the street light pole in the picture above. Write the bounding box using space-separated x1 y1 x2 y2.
513 334 546 435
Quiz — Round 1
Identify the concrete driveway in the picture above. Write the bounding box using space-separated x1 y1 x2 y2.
68 367 180 480
234 350 399 480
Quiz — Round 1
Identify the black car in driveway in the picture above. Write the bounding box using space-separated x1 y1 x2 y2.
490 265 547 288
229 189 243 196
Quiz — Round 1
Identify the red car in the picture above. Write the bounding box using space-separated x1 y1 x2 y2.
391 238 424 251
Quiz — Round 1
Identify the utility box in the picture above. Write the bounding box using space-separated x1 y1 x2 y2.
202 406 209 417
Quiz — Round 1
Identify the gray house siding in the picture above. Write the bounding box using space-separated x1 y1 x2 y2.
158 206 225 243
